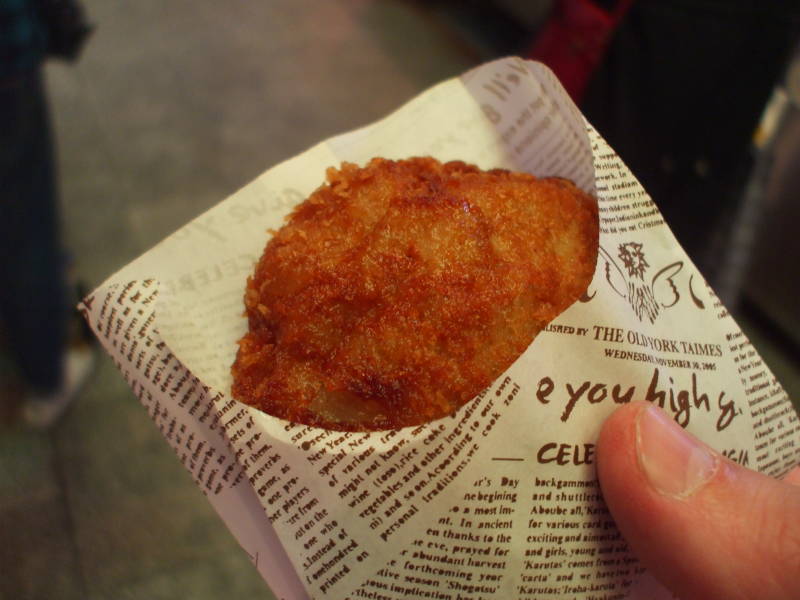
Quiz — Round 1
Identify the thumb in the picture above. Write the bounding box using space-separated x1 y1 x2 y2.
596 401 800 600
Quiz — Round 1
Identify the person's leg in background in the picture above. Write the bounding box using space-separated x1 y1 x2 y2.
0 67 91 427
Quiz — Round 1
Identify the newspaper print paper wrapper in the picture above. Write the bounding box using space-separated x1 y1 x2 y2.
81 58 800 600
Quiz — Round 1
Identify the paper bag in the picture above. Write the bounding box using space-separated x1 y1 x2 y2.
81 57 800 600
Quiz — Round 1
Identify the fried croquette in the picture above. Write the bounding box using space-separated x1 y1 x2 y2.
231 157 598 431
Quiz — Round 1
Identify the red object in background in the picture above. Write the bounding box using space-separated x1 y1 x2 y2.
528 0 635 103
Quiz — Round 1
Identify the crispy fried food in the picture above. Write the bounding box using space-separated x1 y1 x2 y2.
231 157 598 431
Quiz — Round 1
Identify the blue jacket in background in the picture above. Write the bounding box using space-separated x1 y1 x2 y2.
0 0 47 79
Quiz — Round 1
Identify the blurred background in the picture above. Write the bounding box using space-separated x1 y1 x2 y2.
1 1 798 598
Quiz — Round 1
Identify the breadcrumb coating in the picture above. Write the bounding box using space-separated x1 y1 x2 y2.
231 157 598 431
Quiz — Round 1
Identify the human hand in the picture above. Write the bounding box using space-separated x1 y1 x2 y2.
597 401 800 600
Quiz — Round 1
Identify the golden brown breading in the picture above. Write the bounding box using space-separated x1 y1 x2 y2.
231 157 598 431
